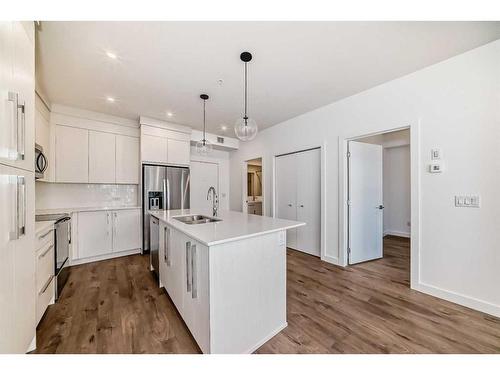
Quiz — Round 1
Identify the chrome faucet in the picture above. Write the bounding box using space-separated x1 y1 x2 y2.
207 186 219 217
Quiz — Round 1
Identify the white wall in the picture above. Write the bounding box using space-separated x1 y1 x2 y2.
35 182 138 211
190 146 231 210
229 40 500 316
383 145 411 237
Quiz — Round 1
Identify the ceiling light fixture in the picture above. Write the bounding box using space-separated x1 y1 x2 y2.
106 51 117 59
106 96 115 103
234 51 258 141
220 125 228 131
167 112 173 117
196 94 212 155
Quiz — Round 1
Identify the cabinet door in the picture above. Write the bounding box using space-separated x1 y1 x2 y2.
189 240 210 353
55 126 89 183
275 153 298 249
35 96 51 181
167 139 190 166
77 211 112 259
116 135 139 184
0 22 35 172
166 227 185 310
0 165 35 353
158 222 167 288
89 131 115 183
141 134 167 164
112 209 141 253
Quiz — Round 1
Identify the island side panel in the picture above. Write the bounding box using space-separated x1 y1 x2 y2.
208 230 287 354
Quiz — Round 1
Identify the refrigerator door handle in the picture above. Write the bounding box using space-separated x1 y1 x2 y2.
166 178 170 209
162 178 167 210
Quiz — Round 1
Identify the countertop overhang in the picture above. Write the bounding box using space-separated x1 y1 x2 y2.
149 209 305 247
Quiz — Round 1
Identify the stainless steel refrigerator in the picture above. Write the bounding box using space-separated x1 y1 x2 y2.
142 164 190 273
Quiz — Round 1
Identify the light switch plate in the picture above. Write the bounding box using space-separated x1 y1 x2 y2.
431 148 442 160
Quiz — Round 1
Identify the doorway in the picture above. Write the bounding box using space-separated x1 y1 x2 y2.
243 158 263 215
346 129 411 273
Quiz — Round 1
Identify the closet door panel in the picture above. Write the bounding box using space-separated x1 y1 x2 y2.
296 149 321 256
275 153 297 249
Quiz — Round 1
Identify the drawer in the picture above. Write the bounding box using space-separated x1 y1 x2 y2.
36 276 54 324
36 227 54 250
36 241 55 292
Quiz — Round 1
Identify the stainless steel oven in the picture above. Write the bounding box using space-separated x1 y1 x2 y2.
35 143 48 180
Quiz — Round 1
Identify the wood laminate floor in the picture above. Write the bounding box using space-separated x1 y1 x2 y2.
36 236 500 353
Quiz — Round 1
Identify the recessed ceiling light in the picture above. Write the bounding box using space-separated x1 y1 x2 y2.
167 112 173 117
220 125 228 131
106 51 117 60
106 96 115 103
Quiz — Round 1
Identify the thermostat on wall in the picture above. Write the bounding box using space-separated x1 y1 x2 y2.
429 163 443 173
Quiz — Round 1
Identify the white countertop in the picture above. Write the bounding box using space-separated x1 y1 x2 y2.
35 220 55 235
36 205 141 215
149 209 305 246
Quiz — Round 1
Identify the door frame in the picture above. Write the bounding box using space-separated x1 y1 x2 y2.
338 122 420 289
242 157 264 214
272 143 327 261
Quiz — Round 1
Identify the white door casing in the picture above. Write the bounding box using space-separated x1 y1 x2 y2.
348 141 384 264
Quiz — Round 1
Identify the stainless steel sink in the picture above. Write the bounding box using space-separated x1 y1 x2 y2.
174 215 222 225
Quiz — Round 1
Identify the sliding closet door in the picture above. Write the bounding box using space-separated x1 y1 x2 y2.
275 153 297 249
296 148 321 256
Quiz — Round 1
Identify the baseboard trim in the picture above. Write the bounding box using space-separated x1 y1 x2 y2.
414 282 500 318
245 321 288 354
26 335 36 353
69 248 141 266
384 230 410 238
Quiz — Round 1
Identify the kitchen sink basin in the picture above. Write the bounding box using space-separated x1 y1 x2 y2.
174 215 222 225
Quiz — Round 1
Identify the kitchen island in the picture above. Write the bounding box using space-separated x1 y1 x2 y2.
149 209 304 354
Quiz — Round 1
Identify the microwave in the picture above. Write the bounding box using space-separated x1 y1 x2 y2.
35 143 48 180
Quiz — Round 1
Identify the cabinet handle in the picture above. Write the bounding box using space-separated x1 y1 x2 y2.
38 229 53 240
38 244 54 259
39 275 54 296
166 227 171 266
17 99 25 161
9 175 25 240
300 204 304 208
185 241 191 292
191 244 197 299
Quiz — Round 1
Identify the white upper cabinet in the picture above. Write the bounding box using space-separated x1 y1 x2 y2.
89 130 115 183
55 125 89 183
0 21 34 172
141 134 168 164
34 95 51 181
116 135 139 184
140 119 191 166
167 139 190 166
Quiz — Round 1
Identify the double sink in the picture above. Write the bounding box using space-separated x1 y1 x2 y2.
174 215 222 225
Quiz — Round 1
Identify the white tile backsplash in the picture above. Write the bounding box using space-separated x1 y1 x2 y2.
35 182 138 210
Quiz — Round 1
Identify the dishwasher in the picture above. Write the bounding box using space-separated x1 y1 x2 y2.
150 216 159 277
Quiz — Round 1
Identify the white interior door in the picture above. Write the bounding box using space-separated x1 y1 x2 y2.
190 161 218 212
275 153 297 249
348 141 383 264
296 149 321 256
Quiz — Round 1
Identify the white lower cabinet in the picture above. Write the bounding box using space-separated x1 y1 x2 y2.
159 226 209 353
76 208 140 261
35 228 55 325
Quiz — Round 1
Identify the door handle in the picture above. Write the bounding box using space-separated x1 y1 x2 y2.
185 241 191 292
378 205 385 209
191 244 197 299
299 204 304 208
17 99 25 161
288 204 292 207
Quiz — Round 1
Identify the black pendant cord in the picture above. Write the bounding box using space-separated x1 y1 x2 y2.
244 62 248 126
203 98 206 145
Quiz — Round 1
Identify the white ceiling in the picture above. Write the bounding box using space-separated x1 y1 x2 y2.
36 21 500 136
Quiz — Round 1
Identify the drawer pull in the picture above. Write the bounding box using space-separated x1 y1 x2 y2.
39 275 54 296
38 229 53 240
38 244 54 259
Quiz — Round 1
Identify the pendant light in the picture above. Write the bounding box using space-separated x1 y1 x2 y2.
234 51 258 141
196 94 212 155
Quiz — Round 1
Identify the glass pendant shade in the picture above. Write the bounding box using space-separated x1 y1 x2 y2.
234 116 258 141
195 138 212 156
